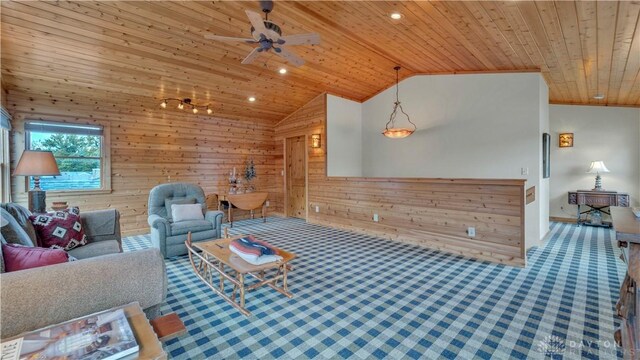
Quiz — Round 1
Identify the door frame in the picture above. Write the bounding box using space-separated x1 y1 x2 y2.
283 135 309 220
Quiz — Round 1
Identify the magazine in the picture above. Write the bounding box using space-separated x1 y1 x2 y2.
1 308 139 360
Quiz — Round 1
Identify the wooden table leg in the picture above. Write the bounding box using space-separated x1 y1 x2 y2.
282 263 288 292
219 262 225 293
239 273 245 308
262 204 266 223
228 205 233 228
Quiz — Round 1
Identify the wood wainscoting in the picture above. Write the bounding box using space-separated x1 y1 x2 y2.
7 91 284 235
275 93 527 267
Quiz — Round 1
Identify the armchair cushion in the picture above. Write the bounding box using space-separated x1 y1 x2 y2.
170 220 212 236
164 197 196 221
172 204 204 223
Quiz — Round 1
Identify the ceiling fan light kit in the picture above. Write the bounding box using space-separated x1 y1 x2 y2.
204 0 321 67
160 98 213 115
383 66 416 139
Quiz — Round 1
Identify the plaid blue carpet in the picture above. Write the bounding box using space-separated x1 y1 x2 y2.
124 218 625 359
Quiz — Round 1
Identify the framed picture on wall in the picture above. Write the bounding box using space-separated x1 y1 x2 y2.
542 133 550 179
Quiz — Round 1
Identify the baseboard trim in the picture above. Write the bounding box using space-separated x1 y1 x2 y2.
549 216 575 224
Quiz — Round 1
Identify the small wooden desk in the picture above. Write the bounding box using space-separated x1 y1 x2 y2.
216 192 268 227
568 190 629 227
185 235 296 316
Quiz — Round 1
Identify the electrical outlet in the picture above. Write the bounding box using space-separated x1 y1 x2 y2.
521 167 528 175
315 205 319 213
467 227 476 237
373 214 379 222
265 201 270 207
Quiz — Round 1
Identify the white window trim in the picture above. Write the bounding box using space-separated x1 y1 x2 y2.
22 120 112 196
1 128 10 202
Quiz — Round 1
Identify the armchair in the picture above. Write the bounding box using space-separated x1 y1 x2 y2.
148 183 223 258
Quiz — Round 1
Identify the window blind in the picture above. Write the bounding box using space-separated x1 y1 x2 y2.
25 121 103 136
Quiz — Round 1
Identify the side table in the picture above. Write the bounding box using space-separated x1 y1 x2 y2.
568 190 629 227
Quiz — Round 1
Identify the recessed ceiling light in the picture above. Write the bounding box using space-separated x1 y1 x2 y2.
248 96 256 102
593 93 605 100
390 12 403 20
279 68 287 74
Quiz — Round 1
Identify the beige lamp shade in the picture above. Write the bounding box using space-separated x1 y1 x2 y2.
586 161 610 174
13 150 61 176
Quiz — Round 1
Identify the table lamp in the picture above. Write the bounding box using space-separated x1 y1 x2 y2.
587 161 609 191
13 150 61 213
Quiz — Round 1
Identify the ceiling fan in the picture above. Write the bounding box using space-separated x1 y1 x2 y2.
204 0 320 67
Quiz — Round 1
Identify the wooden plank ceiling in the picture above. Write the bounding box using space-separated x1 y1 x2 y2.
2 1 639 123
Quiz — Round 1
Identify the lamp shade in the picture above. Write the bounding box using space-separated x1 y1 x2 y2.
13 150 61 176
382 128 415 139
586 161 610 174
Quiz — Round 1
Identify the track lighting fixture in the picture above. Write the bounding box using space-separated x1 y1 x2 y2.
160 98 213 115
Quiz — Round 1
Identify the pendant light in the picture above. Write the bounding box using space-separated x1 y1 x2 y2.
383 66 416 139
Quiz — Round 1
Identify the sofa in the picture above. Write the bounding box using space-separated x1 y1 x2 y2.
0 203 167 338
148 182 224 258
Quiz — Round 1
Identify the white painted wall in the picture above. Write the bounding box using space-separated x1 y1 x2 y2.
549 105 640 220
326 73 550 249
326 94 363 177
539 77 550 240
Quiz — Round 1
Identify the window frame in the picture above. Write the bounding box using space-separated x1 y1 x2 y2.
23 120 112 195
1 128 10 202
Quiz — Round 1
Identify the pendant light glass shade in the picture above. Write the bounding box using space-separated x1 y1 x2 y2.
383 66 416 139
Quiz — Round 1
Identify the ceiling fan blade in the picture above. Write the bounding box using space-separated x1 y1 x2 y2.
245 10 268 36
241 47 262 65
276 47 305 67
204 34 256 43
279 33 321 46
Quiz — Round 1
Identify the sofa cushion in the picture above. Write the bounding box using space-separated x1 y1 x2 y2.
2 243 69 272
170 219 212 236
0 203 37 246
29 207 87 251
164 197 196 221
67 240 121 260
0 208 35 247
172 204 204 223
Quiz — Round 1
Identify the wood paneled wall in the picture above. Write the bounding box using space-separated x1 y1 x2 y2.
275 94 527 266
8 91 284 235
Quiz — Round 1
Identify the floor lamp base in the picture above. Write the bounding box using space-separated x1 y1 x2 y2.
28 190 47 214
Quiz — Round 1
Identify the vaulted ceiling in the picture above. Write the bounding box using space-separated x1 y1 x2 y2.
2 1 639 123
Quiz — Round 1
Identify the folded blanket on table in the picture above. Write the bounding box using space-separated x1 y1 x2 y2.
229 236 282 265
230 235 276 256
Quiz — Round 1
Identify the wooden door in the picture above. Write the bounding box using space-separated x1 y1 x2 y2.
286 135 306 219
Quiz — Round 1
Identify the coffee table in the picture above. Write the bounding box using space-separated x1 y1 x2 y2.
185 233 296 316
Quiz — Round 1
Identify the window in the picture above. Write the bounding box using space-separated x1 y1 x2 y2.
25 121 110 192
0 107 11 202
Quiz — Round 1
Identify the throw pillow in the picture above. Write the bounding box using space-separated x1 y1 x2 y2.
0 233 5 273
2 243 69 272
29 207 87 251
171 204 204 222
0 203 38 245
164 197 196 221
0 207 35 247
